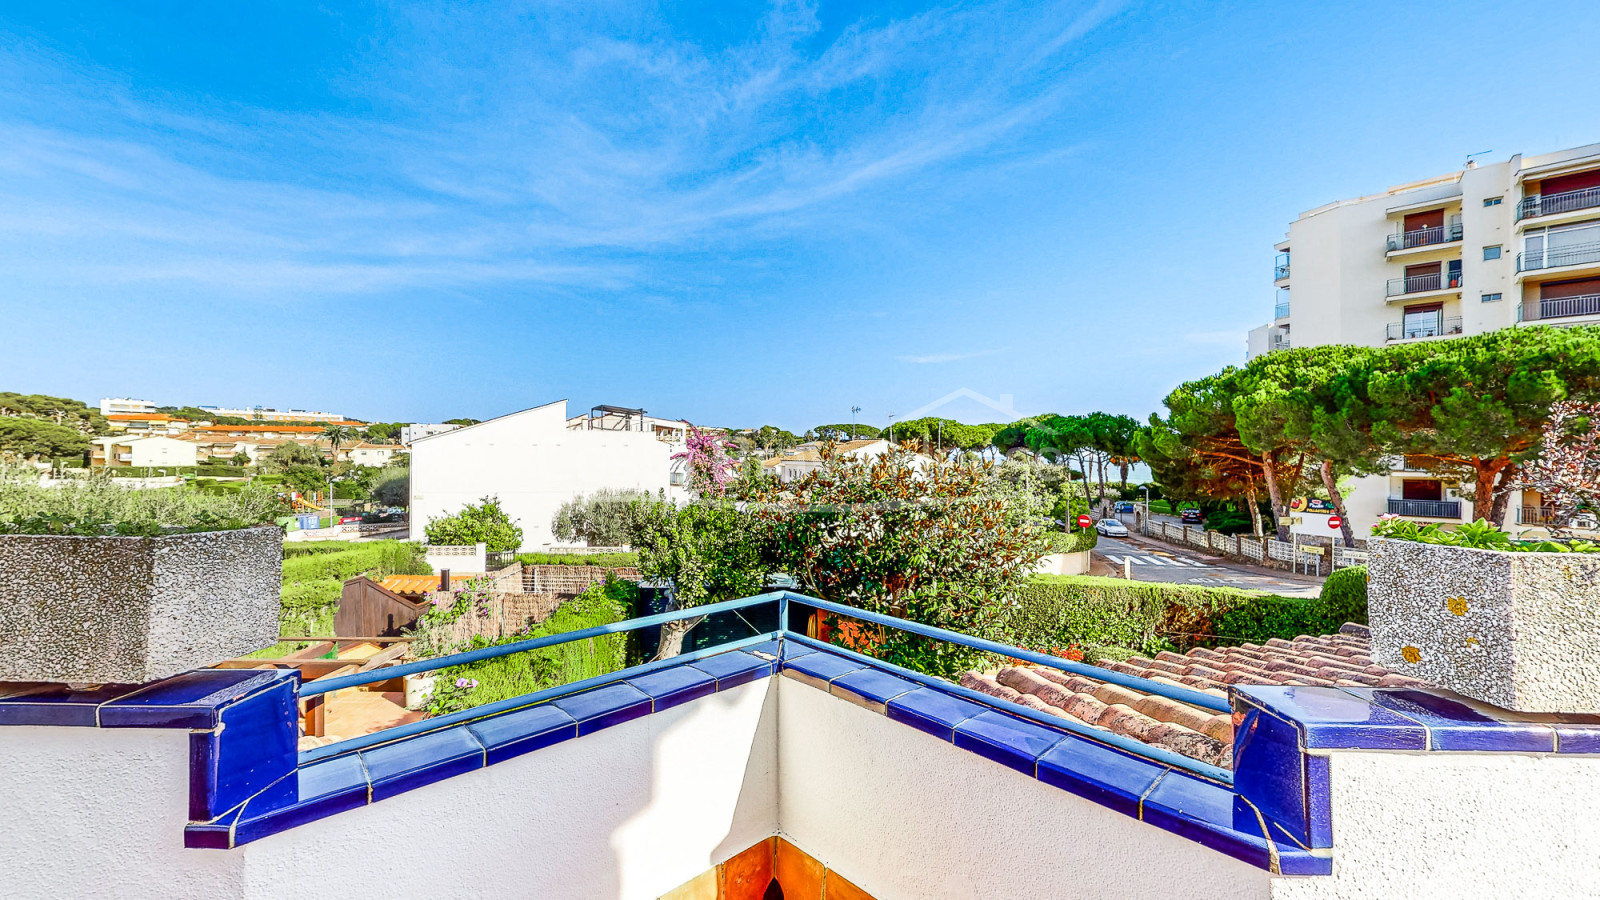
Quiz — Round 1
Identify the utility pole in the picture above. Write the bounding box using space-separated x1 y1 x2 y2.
851 406 861 440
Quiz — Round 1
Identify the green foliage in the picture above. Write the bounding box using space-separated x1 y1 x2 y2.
627 498 768 610
421 577 637 716
443 418 480 426
1046 528 1098 554
515 551 639 567
262 442 325 472
1371 517 1600 553
752 445 1046 677
425 496 524 552
268 540 431 644
1001 575 1356 657
0 467 284 535
809 423 879 441
0 392 106 435
1319 566 1368 626
370 466 409 507
0 417 92 462
364 422 406 443
551 488 645 546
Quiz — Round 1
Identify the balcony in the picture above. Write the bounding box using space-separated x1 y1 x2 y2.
1518 240 1600 273
1386 223 1463 253
1388 497 1461 518
1271 333 1292 352
1273 252 1291 280
1274 301 1290 320
1518 186 1600 221
1518 505 1558 526
1386 271 1462 297
1386 316 1462 342
1520 293 1600 322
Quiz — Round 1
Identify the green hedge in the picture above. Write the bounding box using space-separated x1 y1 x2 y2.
1046 528 1098 554
1318 565 1368 625
515 551 640 568
108 465 251 478
280 542 429 584
1001 574 1360 657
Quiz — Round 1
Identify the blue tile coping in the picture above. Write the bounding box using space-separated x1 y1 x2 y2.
11 636 1598 876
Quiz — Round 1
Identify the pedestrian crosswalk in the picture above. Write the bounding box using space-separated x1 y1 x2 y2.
1104 554 1215 569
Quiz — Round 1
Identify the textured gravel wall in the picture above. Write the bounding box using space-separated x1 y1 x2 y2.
0 526 281 684
1369 537 1600 712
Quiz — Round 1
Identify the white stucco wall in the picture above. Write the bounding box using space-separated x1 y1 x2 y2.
408 401 683 550
1272 750 1600 900
127 436 200 468
775 677 1274 900
0 680 776 900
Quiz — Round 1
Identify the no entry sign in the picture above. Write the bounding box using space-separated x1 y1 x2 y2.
1328 515 1343 530
1077 514 1093 529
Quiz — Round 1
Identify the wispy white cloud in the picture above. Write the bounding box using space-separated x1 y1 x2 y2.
0 0 1128 302
895 349 995 364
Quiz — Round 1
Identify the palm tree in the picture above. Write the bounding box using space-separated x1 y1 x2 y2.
321 423 352 462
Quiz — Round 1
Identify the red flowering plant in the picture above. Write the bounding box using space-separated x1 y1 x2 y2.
673 427 739 497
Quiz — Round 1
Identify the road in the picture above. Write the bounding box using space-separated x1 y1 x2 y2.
1092 531 1324 597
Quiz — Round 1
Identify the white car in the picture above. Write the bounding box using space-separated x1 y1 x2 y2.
1095 518 1129 537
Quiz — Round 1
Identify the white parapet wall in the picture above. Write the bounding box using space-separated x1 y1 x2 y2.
423 542 487 575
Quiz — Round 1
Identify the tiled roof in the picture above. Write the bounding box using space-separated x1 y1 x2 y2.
962 624 1430 769
378 574 477 596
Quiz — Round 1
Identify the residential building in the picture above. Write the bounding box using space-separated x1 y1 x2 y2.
399 423 461 445
566 404 690 444
102 412 189 435
1246 142 1600 533
196 405 355 423
89 435 199 468
340 442 401 467
408 400 687 550
98 397 157 417
761 438 893 483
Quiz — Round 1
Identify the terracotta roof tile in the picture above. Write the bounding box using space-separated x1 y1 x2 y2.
965 622 1423 768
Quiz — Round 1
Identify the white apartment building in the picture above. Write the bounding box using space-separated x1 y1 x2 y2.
408 400 688 551
760 439 894 483
1247 142 1600 533
197 405 354 423
99 398 157 417
399 423 461 445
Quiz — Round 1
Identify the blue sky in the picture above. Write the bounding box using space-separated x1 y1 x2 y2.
3 1 1599 431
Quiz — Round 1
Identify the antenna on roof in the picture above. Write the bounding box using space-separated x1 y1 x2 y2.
1464 150 1493 169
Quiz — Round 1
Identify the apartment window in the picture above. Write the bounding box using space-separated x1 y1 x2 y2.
1481 293 1502 303
1483 197 1503 207
1483 245 1502 261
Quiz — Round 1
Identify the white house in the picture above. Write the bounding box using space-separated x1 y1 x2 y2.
399 423 461 445
761 439 894 483
408 400 687 550
341 442 401 467
89 435 200 468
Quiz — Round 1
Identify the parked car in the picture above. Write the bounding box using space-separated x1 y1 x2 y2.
1095 518 1129 537
1180 508 1204 524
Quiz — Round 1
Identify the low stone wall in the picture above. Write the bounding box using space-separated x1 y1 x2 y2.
1368 537 1600 712
0 526 281 683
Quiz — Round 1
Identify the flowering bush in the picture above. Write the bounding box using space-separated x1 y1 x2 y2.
673 427 737 497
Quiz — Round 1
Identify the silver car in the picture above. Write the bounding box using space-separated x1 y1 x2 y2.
1095 518 1129 537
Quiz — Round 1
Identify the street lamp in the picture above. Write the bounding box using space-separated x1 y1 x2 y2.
851 406 861 440
1141 485 1150 532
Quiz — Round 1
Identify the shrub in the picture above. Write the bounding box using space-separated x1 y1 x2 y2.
1046 528 1098 554
0 466 282 536
425 496 523 553
1319 565 1368 626
422 577 637 716
551 489 644 547
1002 575 1356 656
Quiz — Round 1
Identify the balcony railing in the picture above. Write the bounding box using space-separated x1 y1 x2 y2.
1518 240 1600 273
1387 498 1461 518
1518 186 1600 221
1271 333 1292 352
1274 301 1291 319
1274 263 1290 280
1386 223 1463 252
1386 316 1462 341
1520 293 1600 322
1386 271 1462 296
1518 505 1558 525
